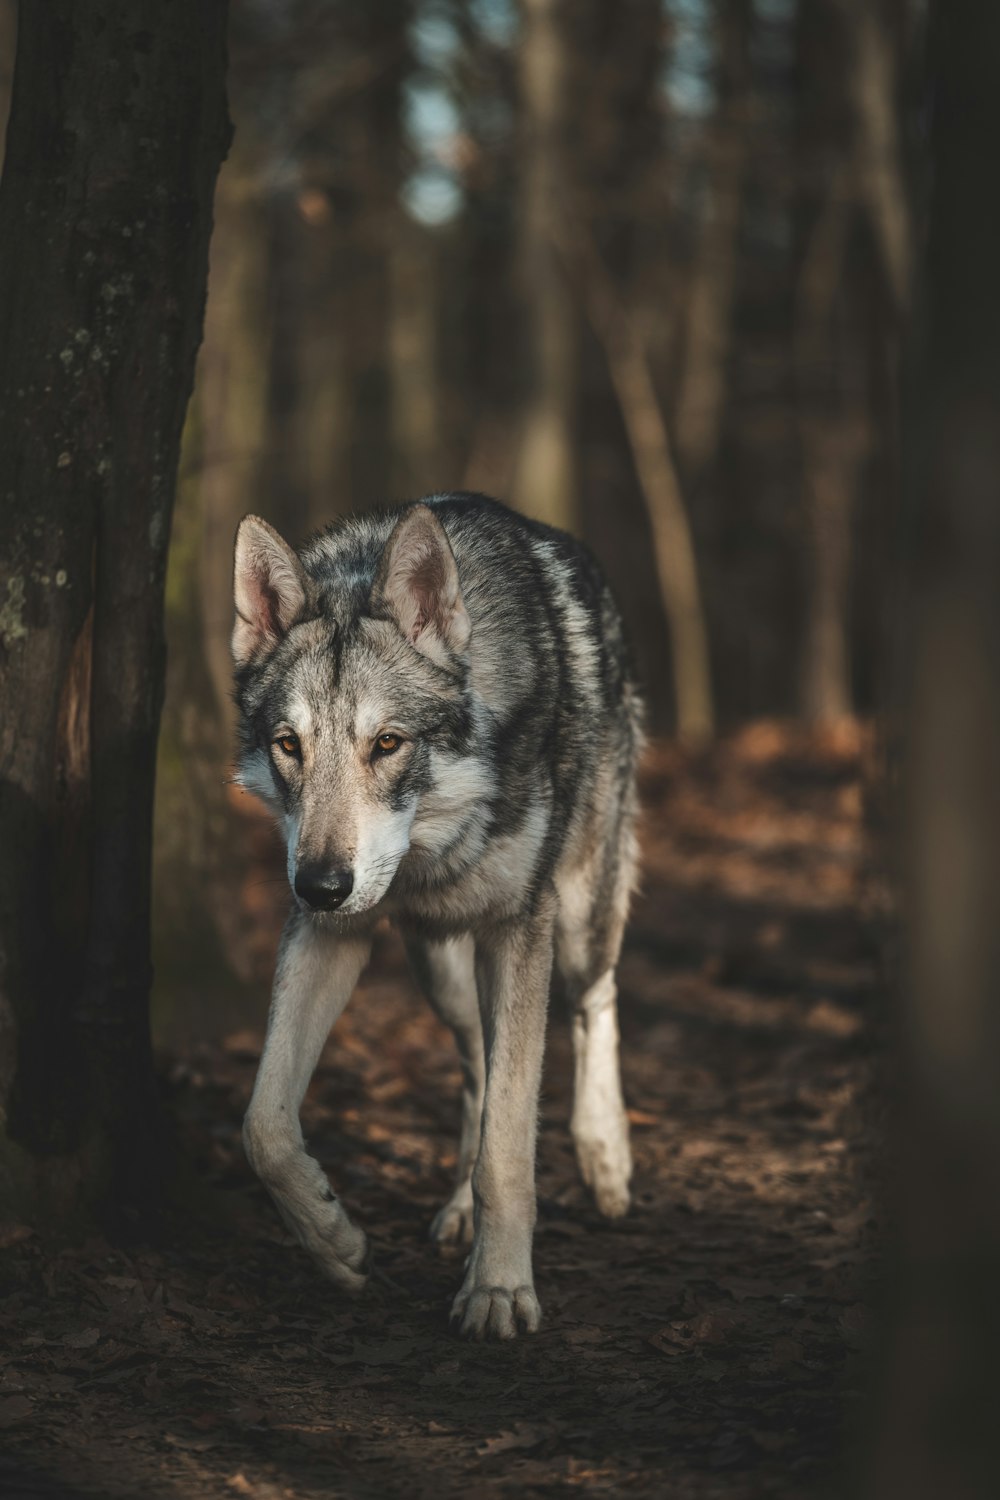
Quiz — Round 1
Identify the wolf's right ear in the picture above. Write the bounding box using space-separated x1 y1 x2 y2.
232 515 310 666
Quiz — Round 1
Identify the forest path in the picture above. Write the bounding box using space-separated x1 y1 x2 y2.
0 726 884 1499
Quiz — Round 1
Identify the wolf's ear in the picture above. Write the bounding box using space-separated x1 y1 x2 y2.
232 515 310 666
371 505 470 666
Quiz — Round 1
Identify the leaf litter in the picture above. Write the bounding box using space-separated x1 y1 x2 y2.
0 725 886 1498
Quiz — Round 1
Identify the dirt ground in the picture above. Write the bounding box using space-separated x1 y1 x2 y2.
0 725 888 1500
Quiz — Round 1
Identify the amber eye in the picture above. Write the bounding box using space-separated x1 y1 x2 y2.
374 732 401 757
275 734 300 758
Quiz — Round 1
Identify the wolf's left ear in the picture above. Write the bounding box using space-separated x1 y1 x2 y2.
371 505 471 666
232 515 311 666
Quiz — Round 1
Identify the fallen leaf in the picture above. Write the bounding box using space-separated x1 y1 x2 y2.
476 1423 547 1456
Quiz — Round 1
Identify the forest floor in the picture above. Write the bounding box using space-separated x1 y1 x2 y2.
0 724 889 1500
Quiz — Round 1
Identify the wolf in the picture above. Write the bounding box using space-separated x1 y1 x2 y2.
231 493 642 1340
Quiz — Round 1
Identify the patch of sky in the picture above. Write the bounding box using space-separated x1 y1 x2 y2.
662 0 716 119
469 0 517 49
402 166 463 227
404 77 461 158
402 77 463 226
411 11 461 69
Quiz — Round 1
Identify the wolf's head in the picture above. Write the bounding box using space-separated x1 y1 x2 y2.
231 505 479 918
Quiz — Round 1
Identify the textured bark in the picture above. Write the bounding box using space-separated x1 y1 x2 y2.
0 1 230 1223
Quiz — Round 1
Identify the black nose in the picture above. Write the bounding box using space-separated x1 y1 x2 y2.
294 865 354 911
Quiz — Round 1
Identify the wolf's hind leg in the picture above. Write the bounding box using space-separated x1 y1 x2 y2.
556 854 633 1220
406 934 484 1248
243 916 372 1292
568 967 632 1218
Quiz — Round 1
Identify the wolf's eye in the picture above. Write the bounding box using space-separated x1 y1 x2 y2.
275 734 300 758
373 732 402 757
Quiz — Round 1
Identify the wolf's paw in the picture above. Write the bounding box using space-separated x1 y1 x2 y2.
573 1124 632 1220
275 1189 371 1295
309 1224 371 1295
430 1181 475 1250
450 1282 541 1341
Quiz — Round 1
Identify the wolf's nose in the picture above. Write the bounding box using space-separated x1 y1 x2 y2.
294 866 354 911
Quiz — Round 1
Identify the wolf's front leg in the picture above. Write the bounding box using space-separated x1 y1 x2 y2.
450 901 554 1340
243 915 372 1293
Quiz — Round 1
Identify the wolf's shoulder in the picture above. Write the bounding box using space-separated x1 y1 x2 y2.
427 492 612 608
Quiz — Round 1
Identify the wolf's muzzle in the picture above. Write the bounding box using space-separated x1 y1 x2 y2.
294 865 354 911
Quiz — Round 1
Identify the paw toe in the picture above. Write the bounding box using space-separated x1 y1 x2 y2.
594 1180 631 1219
450 1284 540 1341
574 1132 632 1220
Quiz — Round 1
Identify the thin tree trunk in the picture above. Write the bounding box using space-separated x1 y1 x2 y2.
556 227 715 746
674 0 751 482
390 220 441 496
511 0 579 532
0 1 230 1224
793 166 870 725
793 1 869 727
294 197 353 531
843 0 911 318
0 0 15 160
196 156 271 735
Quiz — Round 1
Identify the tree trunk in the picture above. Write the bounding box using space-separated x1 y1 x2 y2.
556 226 715 746
511 0 578 533
0 0 15 160
0 1 230 1225
793 0 864 727
293 197 354 531
195 153 270 735
673 0 751 483
390 220 442 496
870 4 1000 1494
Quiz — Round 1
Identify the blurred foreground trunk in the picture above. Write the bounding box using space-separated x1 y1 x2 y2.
872 4 1000 1495
0 1 230 1225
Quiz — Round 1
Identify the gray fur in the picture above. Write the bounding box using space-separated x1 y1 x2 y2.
232 493 642 1340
